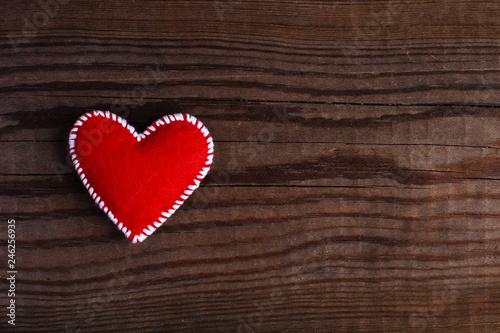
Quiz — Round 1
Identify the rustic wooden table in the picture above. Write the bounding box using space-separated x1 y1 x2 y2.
2 0 500 332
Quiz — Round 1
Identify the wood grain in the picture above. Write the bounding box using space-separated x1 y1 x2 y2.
2 0 500 105
2 0 500 332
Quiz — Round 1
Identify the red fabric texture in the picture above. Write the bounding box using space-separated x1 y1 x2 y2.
69 112 213 243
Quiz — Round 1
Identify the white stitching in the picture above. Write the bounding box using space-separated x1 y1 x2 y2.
69 112 213 243
206 155 214 165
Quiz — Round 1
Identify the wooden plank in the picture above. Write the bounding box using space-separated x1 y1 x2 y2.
2 100 500 148
3 182 500 331
1 1 500 104
2 139 499 185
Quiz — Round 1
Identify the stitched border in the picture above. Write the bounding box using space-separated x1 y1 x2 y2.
68 111 214 244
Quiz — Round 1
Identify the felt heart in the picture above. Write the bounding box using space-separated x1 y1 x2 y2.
68 111 214 243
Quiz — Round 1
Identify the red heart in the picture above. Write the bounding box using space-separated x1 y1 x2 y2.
69 111 214 243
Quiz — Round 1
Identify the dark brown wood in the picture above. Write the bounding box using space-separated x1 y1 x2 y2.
2 0 500 332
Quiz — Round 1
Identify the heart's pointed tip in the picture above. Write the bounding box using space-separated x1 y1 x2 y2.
132 235 140 244
130 232 150 244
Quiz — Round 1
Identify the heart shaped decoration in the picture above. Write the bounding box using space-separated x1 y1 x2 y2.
69 111 214 243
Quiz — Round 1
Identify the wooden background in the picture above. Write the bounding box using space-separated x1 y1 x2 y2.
2 0 500 332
